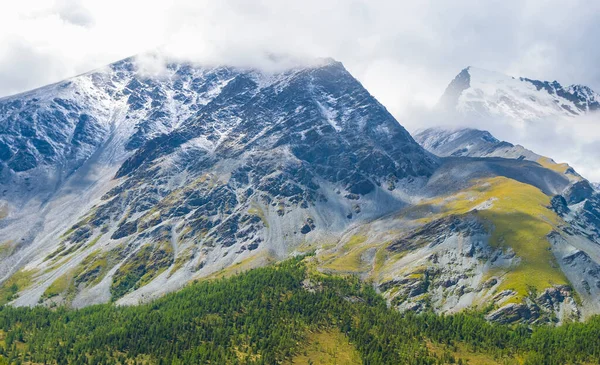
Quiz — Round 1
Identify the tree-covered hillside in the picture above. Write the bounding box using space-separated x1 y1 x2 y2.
1 257 600 364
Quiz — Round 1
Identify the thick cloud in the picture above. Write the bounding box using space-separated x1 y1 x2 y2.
1 0 599 177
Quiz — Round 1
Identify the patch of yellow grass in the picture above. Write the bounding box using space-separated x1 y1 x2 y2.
323 247 372 272
289 329 362 365
320 234 376 273
0 269 38 305
342 234 367 251
0 241 14 257
42 270 75 299
207 252 274 279
372 246 389 275
85 234 103 249
404 176 568 303
537 157 581 181
42 247 119 302
299 240 337 255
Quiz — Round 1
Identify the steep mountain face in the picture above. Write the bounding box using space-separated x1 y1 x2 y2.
438 66 600 124
0 59 245 254
0 59 261 289
0 56 438 307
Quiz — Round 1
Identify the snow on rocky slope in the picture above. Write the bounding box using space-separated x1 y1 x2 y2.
0 56 438 308
438 66 600 127
0 58 264 290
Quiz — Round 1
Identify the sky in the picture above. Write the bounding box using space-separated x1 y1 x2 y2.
1 0 600 177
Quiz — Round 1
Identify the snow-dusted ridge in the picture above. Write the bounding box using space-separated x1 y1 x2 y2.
0 54 438 308
438 66 600 127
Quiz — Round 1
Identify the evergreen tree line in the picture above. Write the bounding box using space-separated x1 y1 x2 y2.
0 257 599 364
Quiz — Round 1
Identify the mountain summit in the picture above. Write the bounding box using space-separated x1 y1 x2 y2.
438 66 600 124
0 56 437 307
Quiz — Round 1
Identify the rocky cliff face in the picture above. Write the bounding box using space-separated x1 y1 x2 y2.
405 126 600 322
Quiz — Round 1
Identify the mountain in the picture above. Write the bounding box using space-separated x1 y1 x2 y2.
438 66 600 125
0 56 438 308
419 70 600 322
2 57 600 326
410 126 600 321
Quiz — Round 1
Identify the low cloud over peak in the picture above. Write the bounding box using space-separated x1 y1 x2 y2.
1 0 600 178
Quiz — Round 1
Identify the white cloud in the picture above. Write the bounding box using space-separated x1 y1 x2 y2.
2 1 599 103
55 0 95 26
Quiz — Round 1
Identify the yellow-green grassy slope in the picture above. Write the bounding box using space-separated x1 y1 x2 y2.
0 269 37 306
536 156 582 182
288 329 362 365
318 176 570 307
419 176 568 302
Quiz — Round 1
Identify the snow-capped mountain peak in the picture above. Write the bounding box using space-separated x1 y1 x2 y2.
0 54 438 307
438 66 600 125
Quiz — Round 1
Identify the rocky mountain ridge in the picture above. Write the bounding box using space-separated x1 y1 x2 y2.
438 66 600 125
0 56 437 308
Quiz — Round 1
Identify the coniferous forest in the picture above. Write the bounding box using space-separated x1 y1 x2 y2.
1 257 600 364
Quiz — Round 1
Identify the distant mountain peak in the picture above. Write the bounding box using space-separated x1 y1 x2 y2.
438 66 600 122
437 67 471 110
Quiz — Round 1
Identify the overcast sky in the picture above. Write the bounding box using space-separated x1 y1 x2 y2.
1 0 600 178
